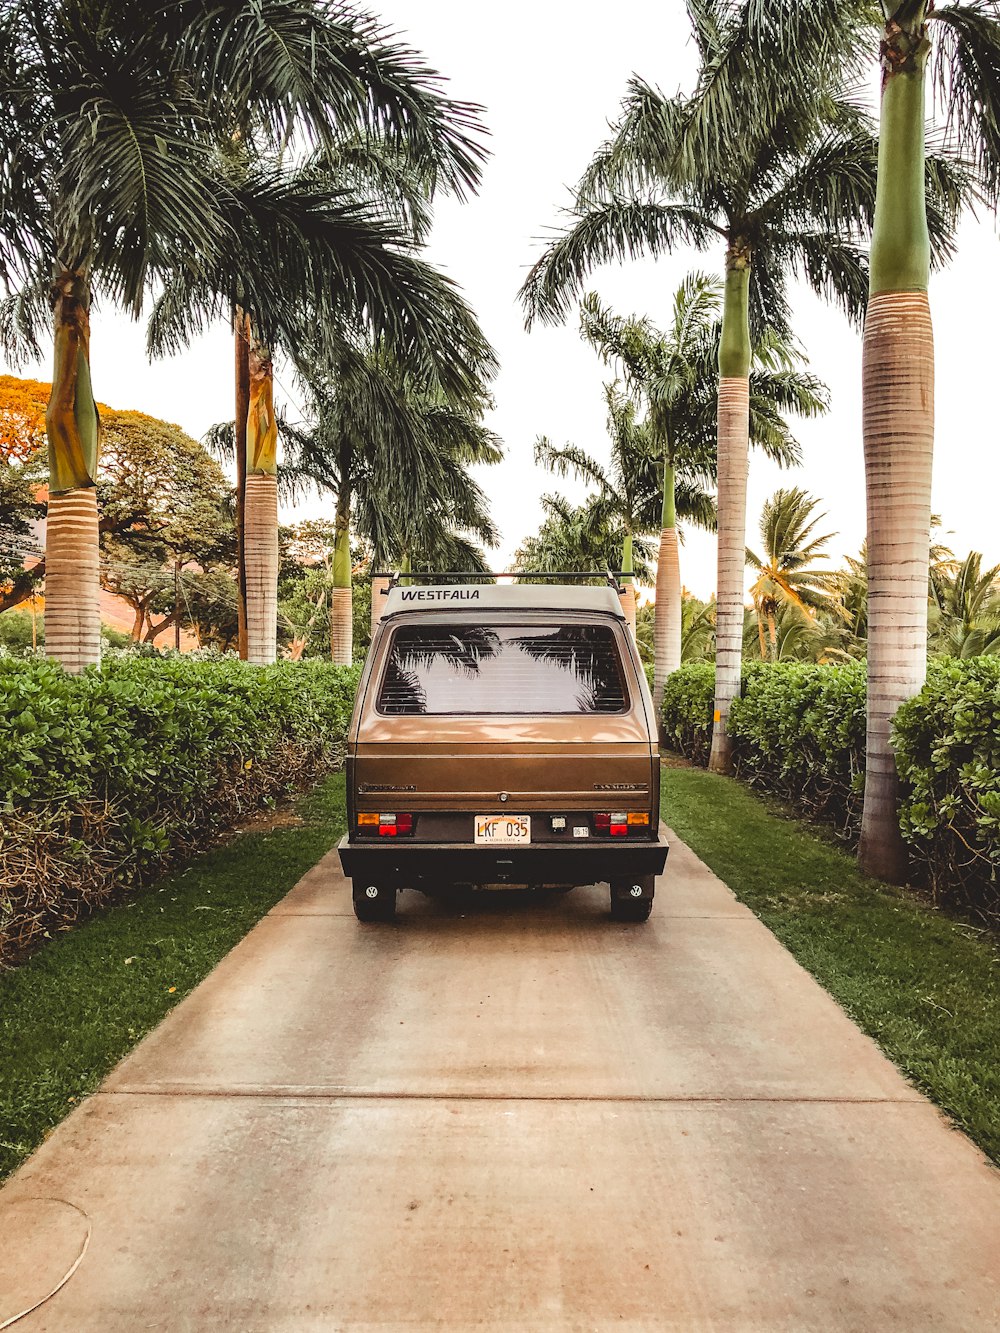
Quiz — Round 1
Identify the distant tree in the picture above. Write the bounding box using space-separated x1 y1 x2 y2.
928 552 1000 658
534 385 673 634
514 492 656 581
745 489 842 660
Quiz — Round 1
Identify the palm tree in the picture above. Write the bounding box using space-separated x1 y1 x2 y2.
146 4 493 665
284 341 500 663
514 493 657 583
579 284 824 711
0 2 234 671
746 488 843 660
928 551 1000 658
855 1 1000 878
518 1 964 774
534 384 701 637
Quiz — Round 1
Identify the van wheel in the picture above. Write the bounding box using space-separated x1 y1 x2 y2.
352 880 397 922
610 877 654 923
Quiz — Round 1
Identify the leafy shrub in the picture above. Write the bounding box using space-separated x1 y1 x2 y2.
660 662 716 764
894 657 1000 919
661 657 1000 919
0 657 359 962
729 660 867 831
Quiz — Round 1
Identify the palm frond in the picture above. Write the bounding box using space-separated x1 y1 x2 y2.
768 230 870 327
520 200 721 327
178 0 489 196
931 1 1000 204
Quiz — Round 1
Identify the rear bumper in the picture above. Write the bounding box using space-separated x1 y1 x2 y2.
337 835 669 887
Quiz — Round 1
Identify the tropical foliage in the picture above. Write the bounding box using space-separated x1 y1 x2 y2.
746 488 842 659
0 655 359 963
660 654 1000 924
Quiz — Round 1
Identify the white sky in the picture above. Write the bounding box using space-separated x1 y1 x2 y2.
5 0 997 597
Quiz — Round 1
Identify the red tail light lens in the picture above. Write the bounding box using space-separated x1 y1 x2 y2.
594 811 631 837
377 812 413 837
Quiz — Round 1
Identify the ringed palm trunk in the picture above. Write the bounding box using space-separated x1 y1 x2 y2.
234 308 251 659
653 462 682 715
619 532 637 636
330 489 353 665
370 573 391 638
244 341 279 665
708 250 752 774
859 10 934 883
44 269 101 673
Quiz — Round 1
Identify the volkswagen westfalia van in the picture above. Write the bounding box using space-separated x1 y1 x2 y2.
338 580 668 922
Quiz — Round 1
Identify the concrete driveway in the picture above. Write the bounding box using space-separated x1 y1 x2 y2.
2 835 999 1330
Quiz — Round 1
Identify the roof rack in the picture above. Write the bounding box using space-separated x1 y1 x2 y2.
370 570 628 594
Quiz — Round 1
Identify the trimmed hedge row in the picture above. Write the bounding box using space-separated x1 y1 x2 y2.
895 658 1000 910
661 658 1000 920
0 656 360 963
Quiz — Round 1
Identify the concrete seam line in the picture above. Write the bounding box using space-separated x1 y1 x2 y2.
0 1197 91 1329
97 1089 923 1106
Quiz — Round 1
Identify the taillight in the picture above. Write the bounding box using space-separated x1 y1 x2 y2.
594 811 648 837
376 812 413 837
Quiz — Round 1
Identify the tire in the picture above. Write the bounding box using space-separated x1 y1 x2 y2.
610 876 654 923
352 880 397 922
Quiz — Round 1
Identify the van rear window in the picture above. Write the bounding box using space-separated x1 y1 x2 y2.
377 623 629 715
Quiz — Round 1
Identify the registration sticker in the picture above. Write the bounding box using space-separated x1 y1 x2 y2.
475 814 530 844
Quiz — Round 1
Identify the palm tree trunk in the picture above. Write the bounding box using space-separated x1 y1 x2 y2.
234 308 251 660
708 250 752 774
244 339 279 665
331 488 352 666
619 531 637 636
44 269 101 673
859 14 933 883
756 608 767 661
370 575 390 638
244 474 277 663
653 463 681 713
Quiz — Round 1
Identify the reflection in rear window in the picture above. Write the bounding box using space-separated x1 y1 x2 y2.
377 623 629 715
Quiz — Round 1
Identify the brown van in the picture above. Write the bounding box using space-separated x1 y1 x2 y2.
338 580 668 922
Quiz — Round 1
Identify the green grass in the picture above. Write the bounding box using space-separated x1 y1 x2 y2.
663 764 1000 1166
0 772 346 1183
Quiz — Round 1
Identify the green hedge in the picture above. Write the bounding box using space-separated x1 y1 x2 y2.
0 656 360 963
894 657 1000 913
659 661 717 764
661 658 1000 919
729 660 867 832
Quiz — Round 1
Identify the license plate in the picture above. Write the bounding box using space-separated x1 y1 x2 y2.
474 814 530 844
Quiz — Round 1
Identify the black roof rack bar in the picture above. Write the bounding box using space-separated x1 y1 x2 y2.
370 570 628 593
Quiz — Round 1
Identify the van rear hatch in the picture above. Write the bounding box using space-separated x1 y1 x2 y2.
349 615 658 842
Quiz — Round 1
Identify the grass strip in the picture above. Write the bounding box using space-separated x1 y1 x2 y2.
0 772 346 1183
662 764 1000 1167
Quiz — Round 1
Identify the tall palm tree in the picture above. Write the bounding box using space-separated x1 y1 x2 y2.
518 1 964 773
534 384 707 637
0 1 233 671
746 488 843 659
146 3 493 664
284 342 500 663
579 284 825 710
853 0 1000 878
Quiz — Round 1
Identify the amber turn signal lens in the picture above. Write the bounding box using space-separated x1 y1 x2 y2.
627 812 649 825
357 813 379 826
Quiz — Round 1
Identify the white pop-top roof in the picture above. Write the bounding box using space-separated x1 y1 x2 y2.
380 583 625 618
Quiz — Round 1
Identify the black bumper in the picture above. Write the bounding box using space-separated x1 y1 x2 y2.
337 835 669 887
